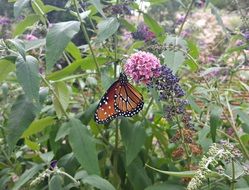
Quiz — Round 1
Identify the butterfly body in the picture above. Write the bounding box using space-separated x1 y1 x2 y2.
94 73 144 124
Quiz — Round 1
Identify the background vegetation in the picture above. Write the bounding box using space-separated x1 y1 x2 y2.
0 0 249 189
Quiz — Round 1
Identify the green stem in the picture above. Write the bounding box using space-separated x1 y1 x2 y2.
31 0 49 26
72 0 101 76
177 0 195 36
171 97 191 164
57 170 80 187
63 52 72 65
0 148 13 167
143 97 153 117
230 159 235 190
40 75 70 120
225 95 249 159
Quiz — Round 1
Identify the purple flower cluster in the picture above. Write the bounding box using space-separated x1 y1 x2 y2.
149 65 186 120
110 4 131 15
176 15 185 25
152 66 185 99
0 16 11 25
243 31 249 41
132 23 155 41
194 0 206 8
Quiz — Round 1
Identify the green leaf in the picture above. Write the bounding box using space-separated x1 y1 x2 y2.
81 57 108 70
6 95 37 152
83 175 115 190
52 82 70 118
40 151 54 163
12 165 42 190
89 0 106 18
236 109 249 133
55 121 71 141
145 164 195 177
126 157 152 190
240 134 249 146
65 42 82 60
30 0 46 24
185 40 199 71
14 14 40 36
46 21 80 71
120 119 146 166
14 0 30 18
143 13 165 42
22 116 55 137
79 10 91 20
24 38 46 51
210 105 222 142
43 5 65 13
0 59 15 82
96 17 120 43
188 96 201 114
69 118 100 175
16 55 40 103
80 102 98 125
127 41 145 54
145 183 185 190
163 35 187 74
0 175 11 190
7 39 26 60
49 175 63 190
148 0 167 5
47 59 82 81
24 138 40 151
120 18 136 32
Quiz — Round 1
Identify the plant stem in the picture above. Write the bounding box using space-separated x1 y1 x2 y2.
31 0 49 26
177 0 195 36
57 170 80 187
143 97 153 117
225 95 249 159
171 97 191 164
230 159 235 190
72 0 101 76
40 75 70 120
0 148 13 167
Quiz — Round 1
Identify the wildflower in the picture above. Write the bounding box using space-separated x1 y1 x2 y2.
207 55 216 63
172 147 184 159
104 3 132 15
187 141 244 190
25 34 38 41
152 65 185 99
189 144 202 155
176 14 185 25
132 23 155 41
236 40 244 47
243 31 249 41
164 99 188 120
0 16 11 25
181 29 191 38
124 51 161 84
111 4 131 15
194 0 206 8
49 160 58 170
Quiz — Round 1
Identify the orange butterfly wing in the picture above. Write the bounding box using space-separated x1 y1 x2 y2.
94 73 144 124
114 82 144 117
94 81 120 124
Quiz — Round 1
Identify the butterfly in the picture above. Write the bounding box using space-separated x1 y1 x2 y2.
94 73 144 124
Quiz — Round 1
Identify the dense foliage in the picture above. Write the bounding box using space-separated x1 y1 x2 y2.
0 0 249 190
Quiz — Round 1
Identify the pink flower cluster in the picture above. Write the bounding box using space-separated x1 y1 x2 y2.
25 34 38 41
124 51 161 84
